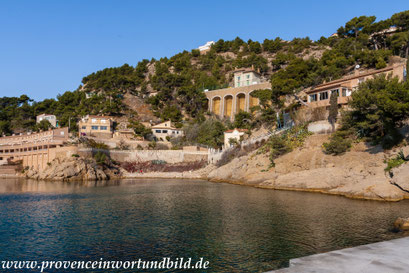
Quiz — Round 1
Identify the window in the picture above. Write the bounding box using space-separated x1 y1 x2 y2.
100 126 108 130
237 82 240 87
155 130 161 133
331 89 339 96
342 88 347 97
358 78 365 84
101 119 106 123
91 119 96 123
162 130 168 134
237 76 241 81
81 126 86 130
309 94 317 102
246 75 250 79
246 80 250 85
319 92 328 100
91 126 98 130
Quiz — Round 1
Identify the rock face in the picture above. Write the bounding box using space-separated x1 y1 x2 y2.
25 157 115 181
391 162 409 193
208 134 409 201
394 217 409 231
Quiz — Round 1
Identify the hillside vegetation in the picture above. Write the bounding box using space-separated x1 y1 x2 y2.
1 10 409 141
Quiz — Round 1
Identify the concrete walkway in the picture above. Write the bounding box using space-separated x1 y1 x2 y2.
269 237 409 273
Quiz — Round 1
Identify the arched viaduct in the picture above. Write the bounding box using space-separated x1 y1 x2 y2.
204 82 271 119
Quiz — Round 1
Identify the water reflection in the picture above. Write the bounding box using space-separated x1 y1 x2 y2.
0 178 408 272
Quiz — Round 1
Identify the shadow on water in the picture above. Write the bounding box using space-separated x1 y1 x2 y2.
0 178 409 272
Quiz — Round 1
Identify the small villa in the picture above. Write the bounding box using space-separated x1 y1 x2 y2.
305 62 406 108
78 115 114 138
151 121 183 142
36 114 58 127
198 41 215 52
233 68 262 87
224 128 248 148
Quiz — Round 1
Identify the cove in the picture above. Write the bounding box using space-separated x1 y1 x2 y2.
0 178 408 272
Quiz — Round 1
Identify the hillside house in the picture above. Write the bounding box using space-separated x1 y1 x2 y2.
204 68 269 119
305 63 406 109
224 128 248 148
151 121 183 141
36 114 58 127
198 41 215 52
78 115 114 138
233 68 262 87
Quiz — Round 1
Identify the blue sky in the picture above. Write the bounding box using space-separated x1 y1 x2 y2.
0 0 407 101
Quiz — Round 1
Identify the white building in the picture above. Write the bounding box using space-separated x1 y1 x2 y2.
224 128 248 148
151 121 183 142
36 114 57 127
233 68 262 88
198 41 215 52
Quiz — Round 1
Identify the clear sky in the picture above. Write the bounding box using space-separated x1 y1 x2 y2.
0 0 407 101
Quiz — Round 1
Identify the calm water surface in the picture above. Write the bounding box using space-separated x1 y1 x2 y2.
0 178 408 272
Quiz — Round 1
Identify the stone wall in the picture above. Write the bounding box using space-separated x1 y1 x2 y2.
307 120 339 134
78 149 208 163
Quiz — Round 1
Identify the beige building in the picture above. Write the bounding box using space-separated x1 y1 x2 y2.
233 68 262 87
36 114 57 127
224 128 248 148
151 121 183 141
0 127 70 170
205 69 269 119
306 63 406 108
198 41 215 52
78 115 114 138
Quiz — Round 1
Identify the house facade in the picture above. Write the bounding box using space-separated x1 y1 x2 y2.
0 127 69 170
305 63 406 108
205 69 269 119
233 68 262 87
198 41 215 52
151 121 183 141
78 115 114 138
36 114 58 127
224 128 248 148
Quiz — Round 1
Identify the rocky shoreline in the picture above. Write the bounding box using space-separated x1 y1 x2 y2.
10 134 409 202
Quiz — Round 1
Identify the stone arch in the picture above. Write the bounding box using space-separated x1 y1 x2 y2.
212 96 222 116
223 95 234 118
248 90 260 110
236 93 246 113
205 98 210 112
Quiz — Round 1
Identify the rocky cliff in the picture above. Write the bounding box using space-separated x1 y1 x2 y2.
25 156 120 181
208 134 409 201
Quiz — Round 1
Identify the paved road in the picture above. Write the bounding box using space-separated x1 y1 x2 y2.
268 237 409 273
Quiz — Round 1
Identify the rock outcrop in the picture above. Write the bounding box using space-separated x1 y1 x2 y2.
208 134 409 201
394 217 409 231
391 162 409 193
25 156 118 181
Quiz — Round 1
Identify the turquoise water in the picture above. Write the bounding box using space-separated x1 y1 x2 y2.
0 178 408 272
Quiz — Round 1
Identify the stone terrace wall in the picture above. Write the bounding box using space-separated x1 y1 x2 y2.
78 149 208 164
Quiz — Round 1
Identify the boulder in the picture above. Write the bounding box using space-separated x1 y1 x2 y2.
25 156 113 181
394 217 409 231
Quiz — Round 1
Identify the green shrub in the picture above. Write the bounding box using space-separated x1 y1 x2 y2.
94 151 107 165
323 130 352 155
384 150 407 173
260 124 312 167
71 154 80 157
